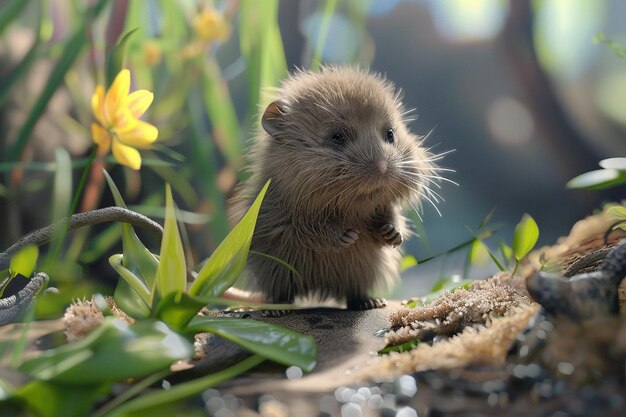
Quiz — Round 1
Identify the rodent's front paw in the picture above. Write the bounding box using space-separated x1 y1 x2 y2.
379 223 403 247
338 229 360 248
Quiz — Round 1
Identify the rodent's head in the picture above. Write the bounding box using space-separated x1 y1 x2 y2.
258 67 445 215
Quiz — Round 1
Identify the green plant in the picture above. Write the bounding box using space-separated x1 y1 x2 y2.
470 213 539 275
0 246 39 298
567 158 626 190
593 32 626 58
0 173 316 416
607 205 626 232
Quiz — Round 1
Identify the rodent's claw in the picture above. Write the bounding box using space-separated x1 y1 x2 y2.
379 223 403 248
339 229 360 248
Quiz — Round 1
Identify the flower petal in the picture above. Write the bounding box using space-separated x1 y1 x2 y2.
126 90 154 119
117 120 159 148
105 69 130 126
112 140 142 170
114 110 140 133
91 85 106 125
91 123 111 152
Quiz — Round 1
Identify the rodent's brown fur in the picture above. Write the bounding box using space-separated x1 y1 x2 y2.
232 67 440 310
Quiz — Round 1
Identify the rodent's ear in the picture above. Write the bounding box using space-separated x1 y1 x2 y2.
262 99 291 137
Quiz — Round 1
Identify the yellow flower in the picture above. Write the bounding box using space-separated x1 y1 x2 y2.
91 69 158 170
192 8 230 43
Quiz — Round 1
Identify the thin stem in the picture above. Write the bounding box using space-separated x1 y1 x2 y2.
310 0 337 71
48 146 98 262
92 369 172 417
101 355 265 417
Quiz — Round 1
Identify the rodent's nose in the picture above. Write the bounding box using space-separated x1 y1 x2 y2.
376 161 388 175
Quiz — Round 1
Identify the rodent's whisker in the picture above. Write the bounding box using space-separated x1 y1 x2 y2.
429 167 456 173
416 190 442 217
400 170 459 187
424 186 445 203
397 170 442 189
416 128 436 146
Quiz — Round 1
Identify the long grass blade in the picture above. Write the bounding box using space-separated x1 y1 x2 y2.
6 0 109 163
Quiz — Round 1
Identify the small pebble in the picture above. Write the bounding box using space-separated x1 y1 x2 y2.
396 406 418 417
206 397 226 414
222 393 240 410
349 393 366 406
557 362 575 376
368 394 384 409
335 387 356 403
286 366 303 380
383 393 397 409
395 375 417 398
341 402 362 417
357 386 371 399
215 409 235 417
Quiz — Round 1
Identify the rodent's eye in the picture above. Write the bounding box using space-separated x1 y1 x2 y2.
331 132 346 145
385 128 395 144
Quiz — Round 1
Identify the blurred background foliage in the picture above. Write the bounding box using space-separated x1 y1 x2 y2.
0 0 625 309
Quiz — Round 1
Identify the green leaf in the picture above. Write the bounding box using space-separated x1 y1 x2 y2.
109 254 151 307
239 0 288 114
0 14 41 107
201 60 243 166
187 316 317 372
19 318 194 384
566 169 626 189
400 255 418 272
106 28 138 88
189 180 270 297
187 91 229 241
104 170 159 318
155 184 187 299
512 213 539 261
156 292 298 330
310 0 338 70
5 0 109 163
0 0 31 37
469 239 490 266
15 380 109 417
9 245 39 279
607 205 626 220
154 292 205 330
593 32 626 58
104 355 265 417
600 157 626 170
52 147 72 223
378 340 418 355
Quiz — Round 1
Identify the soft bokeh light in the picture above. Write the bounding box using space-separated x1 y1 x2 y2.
302 12 360 62
428 0 507 42
534 0 605 79
486 97 535 146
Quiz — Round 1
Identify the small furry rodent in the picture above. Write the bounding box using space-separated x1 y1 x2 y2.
233 67 446 310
